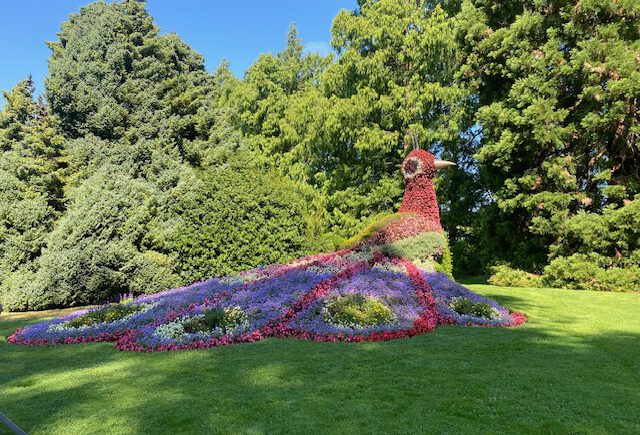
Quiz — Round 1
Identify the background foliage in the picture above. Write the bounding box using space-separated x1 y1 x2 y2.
1 0 639 309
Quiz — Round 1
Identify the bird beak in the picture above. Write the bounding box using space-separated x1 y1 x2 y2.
434 159 456 170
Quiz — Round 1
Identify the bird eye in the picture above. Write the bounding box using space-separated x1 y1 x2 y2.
401 157 423 180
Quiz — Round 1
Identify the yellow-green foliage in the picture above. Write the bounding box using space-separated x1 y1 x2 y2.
64 305 143 328
489 265 543 288
380 231 446 260
435 242 453 277
339 213 415 250
380 231 453 277
542 254 640 292
449 298 495 319
324 294 395 327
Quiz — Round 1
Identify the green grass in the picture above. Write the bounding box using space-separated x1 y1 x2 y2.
1 286 639 434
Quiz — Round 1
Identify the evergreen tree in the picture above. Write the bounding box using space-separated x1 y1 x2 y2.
156 153 316 282
189 60 247 167
33 172 180 309
228 24 335 246
0 78 65 309
0 77 64 206
456 0 640 271
232 23 329 157
46 0 208 142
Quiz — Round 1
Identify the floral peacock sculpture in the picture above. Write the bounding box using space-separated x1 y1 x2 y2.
9 150 525 351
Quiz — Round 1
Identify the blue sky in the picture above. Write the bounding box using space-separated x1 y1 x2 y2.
0 0 356 96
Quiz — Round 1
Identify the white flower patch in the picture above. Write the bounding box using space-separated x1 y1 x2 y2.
221 272 261 284
342 249 374 262
154 307 250 341
306 265 343 275
372 262 407 274
154 315 194 339
401 156 424 180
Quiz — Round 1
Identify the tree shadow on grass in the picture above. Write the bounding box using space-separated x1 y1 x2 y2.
1 323 639 434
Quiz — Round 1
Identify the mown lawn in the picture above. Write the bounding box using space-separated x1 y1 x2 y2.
1 285 639 434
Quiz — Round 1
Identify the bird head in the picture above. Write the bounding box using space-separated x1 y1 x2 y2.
401 149 455 181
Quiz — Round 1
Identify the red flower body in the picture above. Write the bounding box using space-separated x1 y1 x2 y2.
398 149 442 231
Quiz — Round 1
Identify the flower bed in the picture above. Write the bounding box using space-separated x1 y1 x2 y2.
9 250 525 351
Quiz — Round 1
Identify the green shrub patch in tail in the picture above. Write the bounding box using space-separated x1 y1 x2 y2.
379 231 453 277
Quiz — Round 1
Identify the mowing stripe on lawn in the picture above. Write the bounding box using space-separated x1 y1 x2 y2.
0 410 28 435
